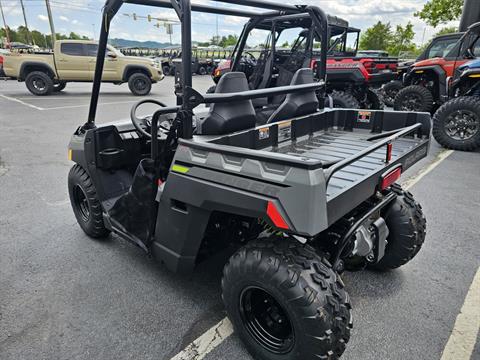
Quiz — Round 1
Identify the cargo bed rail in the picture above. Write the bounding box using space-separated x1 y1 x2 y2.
323 123 421 186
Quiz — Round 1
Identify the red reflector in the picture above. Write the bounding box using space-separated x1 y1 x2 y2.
381 167 402 190
386 143 393 163
266 201 289 230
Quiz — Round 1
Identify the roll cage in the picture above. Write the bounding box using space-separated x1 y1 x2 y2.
85 0 329 140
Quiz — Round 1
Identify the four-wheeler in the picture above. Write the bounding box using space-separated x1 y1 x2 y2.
67 1 431 359
433 59 480 150
2 40 163 96
323 21 397 109
394 22 480 113
382 32 464 107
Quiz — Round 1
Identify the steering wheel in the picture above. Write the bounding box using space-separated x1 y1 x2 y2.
130 99 170 138
243 51 257 66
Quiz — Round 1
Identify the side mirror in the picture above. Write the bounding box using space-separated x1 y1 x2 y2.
107 51 117 59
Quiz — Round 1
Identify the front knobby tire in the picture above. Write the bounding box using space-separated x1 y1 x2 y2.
329 90 360 109
68 165 110 239
394 85 434 112
433 96 480 151
372 184 426 270
222 238 352 360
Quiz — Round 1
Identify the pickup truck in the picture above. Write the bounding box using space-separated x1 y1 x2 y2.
3 40 163 96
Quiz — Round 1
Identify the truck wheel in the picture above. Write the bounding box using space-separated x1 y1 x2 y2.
53 81 67 92
197 66 207 75
394 85 434 112
68 164 110 239
128 72 152 96
222 238 352 360
382 80 403 107
162 66 170 76
371 184 426 271
329 90 360 109
432 96 480 151
25 71 54 96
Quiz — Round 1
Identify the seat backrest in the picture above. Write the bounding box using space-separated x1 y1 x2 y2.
196 72 257 135
267 68 319 124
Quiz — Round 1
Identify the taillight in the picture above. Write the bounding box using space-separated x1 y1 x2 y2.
218 59 231 70
380 166 402 190
364 61 376 69
266 201 290 230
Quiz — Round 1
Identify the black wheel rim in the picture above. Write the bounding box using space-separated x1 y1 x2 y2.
445 109 480 140
73 185 90 222
134 78 147 91
32 77 46 91
240 286 294 354
400 93 423 111
384 89 398 104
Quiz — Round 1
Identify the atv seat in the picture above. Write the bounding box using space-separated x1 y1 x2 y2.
195 72 257 135
256 68 319 125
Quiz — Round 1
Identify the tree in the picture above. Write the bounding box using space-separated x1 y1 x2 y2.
434 26 458 37
359 21 392 51
414 0 463 28
388 22 416 56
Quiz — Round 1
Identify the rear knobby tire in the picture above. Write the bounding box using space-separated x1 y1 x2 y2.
432 96 480 151
365 88 384 110
382 80 403 107
222 238 352 360
329 90 360 109
372 183 426 270
128 72 152 96
68 164 110 239
394 85 434 112
25 71 54 96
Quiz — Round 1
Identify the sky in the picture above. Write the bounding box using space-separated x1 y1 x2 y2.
0 0 460 46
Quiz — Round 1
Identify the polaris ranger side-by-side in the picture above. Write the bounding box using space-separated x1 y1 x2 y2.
68 1 431 359
394 22 480 113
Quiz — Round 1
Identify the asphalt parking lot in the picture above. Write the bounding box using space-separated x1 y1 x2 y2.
0 77 479 360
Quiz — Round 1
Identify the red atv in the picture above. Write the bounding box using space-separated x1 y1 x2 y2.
394 22 480 113
323 21 397 109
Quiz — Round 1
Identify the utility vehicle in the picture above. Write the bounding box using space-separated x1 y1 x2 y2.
394 22 480 113
324 22 396 110
433 58 480 150
381 32 464 107
68 1 430 359
2 40 163 96
210 17 394 110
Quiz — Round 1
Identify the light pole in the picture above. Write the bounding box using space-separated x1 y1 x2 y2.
0 0 10 46
45 0 56 47
19 0 33 45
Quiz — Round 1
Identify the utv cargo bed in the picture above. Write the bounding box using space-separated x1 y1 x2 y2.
174 108 430 230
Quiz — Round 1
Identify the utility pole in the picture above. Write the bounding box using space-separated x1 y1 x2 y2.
19 0 33 45
0 0 11 46
45 0 56 46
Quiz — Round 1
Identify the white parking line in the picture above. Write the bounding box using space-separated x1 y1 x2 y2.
440 268 480 360
403 149 454 190
0 94 45 110
0 94 138 110
169 148 461 360
170 318 233 360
